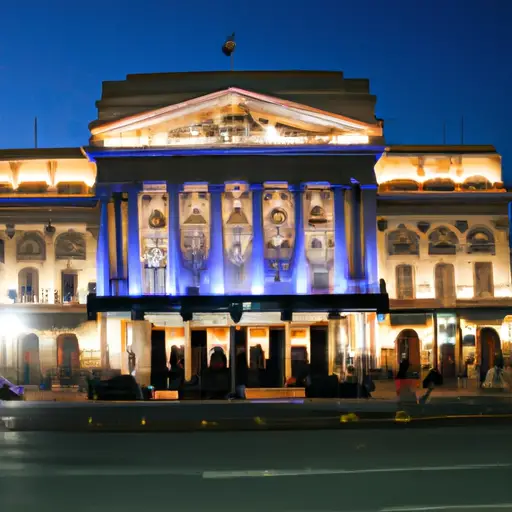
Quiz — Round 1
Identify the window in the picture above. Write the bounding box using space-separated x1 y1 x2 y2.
18 267 39 303
387 227 420 256
395 265 415 299
428 227 458 255
466 227 495 255
62 272 78 303
462 176 492 191
55 231 86 260
435 263 456 301
380 180 420 192
423 179 455 192
17 231 46 261
474 262 494 298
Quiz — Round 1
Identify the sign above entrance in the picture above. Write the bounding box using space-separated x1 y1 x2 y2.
292 313 329 323
192 313 230 327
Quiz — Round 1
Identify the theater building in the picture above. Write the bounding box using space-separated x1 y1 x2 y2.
0 149 99 385
85 71 389 389
375 145 512 383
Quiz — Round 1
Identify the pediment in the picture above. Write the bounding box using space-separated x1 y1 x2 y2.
90 87 382 149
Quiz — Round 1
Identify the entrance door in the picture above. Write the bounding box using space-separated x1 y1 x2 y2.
20 334 41 385
268 328 284 387
396 329 421 375
480 327 501 380
191 330 207 376
150 329 167 389
310 326 328 377
57 334 80 385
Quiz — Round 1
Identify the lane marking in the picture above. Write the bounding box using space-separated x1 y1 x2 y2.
202 462 512 479
382 504 512 511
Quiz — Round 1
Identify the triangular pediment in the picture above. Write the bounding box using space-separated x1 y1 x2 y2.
90 87 382 149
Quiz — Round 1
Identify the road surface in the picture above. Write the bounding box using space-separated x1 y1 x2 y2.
1 425 512 511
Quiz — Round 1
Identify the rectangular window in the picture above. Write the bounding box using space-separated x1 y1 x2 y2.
62 272 78 303
474 262 494 298
396 265 415 299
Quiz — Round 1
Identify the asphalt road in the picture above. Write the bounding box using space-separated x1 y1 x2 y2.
1 425 512 511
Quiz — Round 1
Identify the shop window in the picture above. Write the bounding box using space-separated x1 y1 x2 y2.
435 263 456 300
461 175 492 191
423 179 455 192
387 227 419 256
18 267 39 303
474 262 494 298
395 264 415 300
466 227 495 255
428 226 458 255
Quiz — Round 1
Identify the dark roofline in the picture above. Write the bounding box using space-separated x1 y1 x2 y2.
385 145 498 155
0 147 86 161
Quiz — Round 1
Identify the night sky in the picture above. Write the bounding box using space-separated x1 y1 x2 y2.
1 0 510 178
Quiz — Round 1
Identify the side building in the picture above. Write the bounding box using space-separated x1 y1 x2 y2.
0 149 99 386
375 145 512 383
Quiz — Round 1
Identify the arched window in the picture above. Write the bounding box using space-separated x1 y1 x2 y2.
380 180 420 192
428 226 458 255
466 227 495 255
395 264 415 299
387 227 419 256
423 179 455 192
311 238 323 249
55 231 86 260
18 267 39 303
16 231 46 261
462 175 492 191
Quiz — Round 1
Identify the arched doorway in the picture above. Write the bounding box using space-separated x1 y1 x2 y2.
57 334 80 385
396 329 421 374
19 333 41 385
480 327 501 381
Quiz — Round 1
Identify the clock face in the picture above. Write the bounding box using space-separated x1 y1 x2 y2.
270 208 287 225
148 209 167 229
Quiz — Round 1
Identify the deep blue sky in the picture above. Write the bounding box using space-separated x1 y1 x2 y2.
1 0 511 177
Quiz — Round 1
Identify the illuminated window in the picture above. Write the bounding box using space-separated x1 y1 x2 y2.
462 176 492 191
474 262 494 298
395 264 415 299
387 227 419 256
423 179 455 192
380 180 420 192
18 267 39 303
428 227 458 255
466 227 495 255
435 263 455 301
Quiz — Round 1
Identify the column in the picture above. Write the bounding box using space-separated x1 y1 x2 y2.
96 195 111 296
229 326 236 395
113 194 124 280
166 183 180 296
98 313 108 370
127 186 142 296
294 186 308 294
333 186 347 294
251 184 265 295
209 185 225 294
127 318 152 386
184 320 192 381
361 185 378 292
350 184 363 281
328 313 341 376
284 321 292 382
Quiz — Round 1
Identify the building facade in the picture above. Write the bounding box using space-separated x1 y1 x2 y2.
375 146 512 383
0 149 99 385
0 70 510 393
